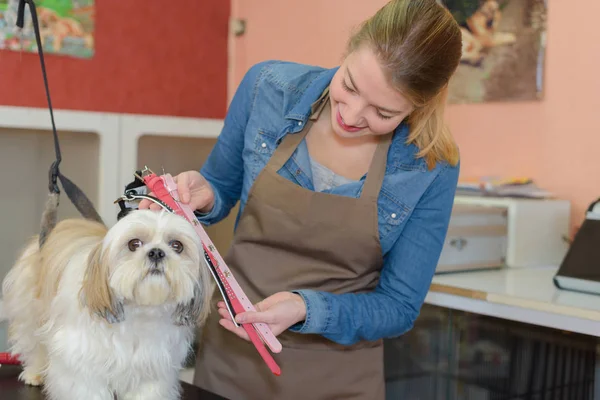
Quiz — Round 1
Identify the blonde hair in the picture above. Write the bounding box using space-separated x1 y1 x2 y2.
348 0 462 169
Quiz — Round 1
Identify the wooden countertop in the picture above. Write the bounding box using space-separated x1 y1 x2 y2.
426 265 600 337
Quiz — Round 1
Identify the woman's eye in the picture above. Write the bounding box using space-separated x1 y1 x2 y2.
342 80 355 93
377 112 392 120
128 239 143 251
169 240 184 253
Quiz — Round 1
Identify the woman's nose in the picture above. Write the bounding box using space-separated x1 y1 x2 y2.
342 106 365 127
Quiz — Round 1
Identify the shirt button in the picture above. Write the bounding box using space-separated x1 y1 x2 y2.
298 121 302 126
261 143 267 148
391 213 397 219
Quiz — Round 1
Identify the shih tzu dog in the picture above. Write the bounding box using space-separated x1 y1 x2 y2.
2 209 213 400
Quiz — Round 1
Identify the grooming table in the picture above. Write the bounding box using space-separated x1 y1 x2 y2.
0 364 227 399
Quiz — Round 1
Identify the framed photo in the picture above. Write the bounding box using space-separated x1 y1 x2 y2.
0 0 94 59
441 0 548 103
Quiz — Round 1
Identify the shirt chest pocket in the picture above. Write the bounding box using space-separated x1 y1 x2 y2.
249 129 280 177
378 193 410 245
254 129 279 154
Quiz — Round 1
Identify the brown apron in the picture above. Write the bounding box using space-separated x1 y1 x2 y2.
194 95 392 400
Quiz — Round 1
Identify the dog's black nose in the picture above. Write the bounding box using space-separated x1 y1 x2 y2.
148 248 165 261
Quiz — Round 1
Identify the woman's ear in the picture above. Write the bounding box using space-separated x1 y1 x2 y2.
79 242 124 323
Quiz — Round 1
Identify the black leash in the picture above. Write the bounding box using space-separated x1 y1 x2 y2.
16 0 104 245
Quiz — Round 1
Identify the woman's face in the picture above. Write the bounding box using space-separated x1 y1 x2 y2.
328 45 413 139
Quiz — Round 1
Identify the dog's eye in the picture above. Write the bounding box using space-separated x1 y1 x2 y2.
169 240 184 253
128 239 143 251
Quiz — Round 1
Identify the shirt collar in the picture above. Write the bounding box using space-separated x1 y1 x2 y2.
285 66 338 123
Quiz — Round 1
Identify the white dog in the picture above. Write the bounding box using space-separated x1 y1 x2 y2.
2 209 213 400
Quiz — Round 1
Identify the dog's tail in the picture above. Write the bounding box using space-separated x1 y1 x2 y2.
39 192 59 248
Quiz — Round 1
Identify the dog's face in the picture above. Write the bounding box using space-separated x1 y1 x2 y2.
80 209 212 326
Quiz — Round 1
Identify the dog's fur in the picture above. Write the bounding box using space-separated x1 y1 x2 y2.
2 209 213 400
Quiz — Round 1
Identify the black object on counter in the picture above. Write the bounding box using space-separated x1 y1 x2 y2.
554 197 600 296
0 364 227 400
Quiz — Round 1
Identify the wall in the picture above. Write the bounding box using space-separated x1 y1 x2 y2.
230 0 599 228
0 0 230 119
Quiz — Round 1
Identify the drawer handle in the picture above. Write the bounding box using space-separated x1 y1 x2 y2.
450 238 467 250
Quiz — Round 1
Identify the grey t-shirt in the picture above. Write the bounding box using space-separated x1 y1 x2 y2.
309 155 358 192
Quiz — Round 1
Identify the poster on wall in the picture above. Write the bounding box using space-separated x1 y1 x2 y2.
0 0 94 59
440 0 547 104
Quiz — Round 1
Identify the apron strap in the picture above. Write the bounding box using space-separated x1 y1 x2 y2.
360 132 393 202
266 120 314 173
267 91 327 173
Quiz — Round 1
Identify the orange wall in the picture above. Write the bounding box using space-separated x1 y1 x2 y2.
230 0 599 228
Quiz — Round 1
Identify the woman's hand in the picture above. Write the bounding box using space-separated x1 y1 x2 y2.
217 292 307 341
138 170 215 213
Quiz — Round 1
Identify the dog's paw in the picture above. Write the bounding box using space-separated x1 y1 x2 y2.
19 370 44 386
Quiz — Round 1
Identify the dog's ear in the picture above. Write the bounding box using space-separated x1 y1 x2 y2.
79 242 124 324
172 277 213 327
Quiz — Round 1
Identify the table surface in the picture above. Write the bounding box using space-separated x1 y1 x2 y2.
426 265 600 336
0 365 227 400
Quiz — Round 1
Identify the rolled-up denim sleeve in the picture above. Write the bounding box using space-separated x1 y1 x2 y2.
290 162 460 345
289 290 330 333
195 62 271 226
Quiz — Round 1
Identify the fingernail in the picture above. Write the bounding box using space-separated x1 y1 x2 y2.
236 315 244 323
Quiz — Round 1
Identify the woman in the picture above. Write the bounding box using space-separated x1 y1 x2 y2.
141 0 462 398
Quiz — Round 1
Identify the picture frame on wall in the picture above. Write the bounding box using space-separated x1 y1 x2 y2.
440 0 548 104
0 0 94 59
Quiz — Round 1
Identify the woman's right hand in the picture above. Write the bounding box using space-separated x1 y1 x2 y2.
138 170 215 213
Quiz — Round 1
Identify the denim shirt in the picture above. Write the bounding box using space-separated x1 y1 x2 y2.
197 60 460 346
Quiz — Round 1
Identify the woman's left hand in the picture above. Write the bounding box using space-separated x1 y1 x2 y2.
217 291 307 341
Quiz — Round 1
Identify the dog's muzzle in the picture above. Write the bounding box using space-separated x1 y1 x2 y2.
147 248 166 275
148 248 165 262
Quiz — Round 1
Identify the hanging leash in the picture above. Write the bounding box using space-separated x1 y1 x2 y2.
16 0 104 246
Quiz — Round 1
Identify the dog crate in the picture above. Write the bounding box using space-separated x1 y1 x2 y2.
384 304 599 399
